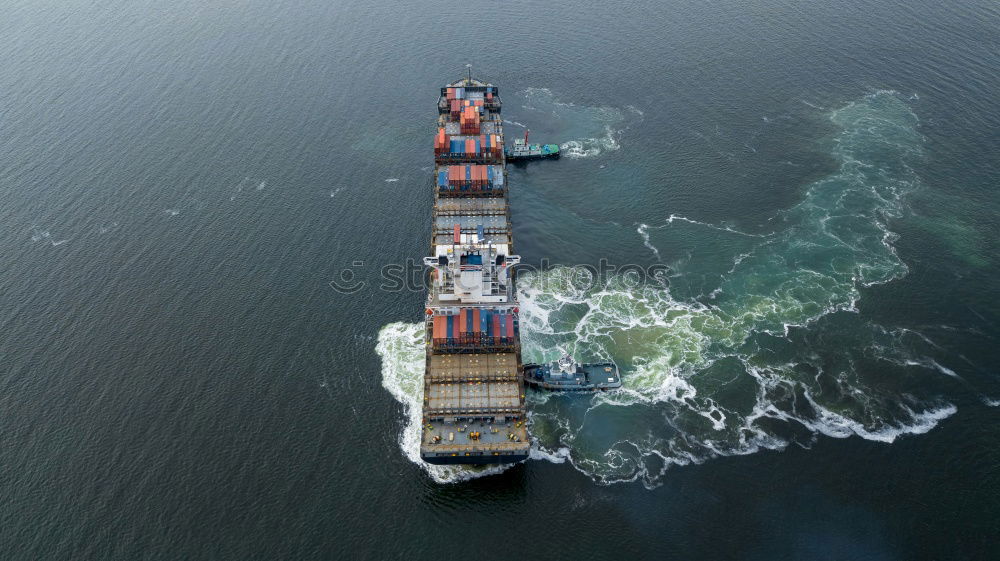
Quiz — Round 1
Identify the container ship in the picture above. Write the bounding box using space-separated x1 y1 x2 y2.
420 77 530 464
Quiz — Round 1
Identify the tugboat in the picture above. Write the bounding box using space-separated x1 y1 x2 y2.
505 130 560 161
523 354 622 391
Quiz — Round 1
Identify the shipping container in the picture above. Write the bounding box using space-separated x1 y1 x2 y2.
459 309 468 334
453 224 461 244
472 309 480 334
492 313 502 338
504 315 514 338
446 315 454 339
433 316 445 339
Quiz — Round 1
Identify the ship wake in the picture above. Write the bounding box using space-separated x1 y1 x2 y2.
377 90 960 487
518 88 642 159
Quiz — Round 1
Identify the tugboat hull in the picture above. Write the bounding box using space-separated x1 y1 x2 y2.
523 359 622 392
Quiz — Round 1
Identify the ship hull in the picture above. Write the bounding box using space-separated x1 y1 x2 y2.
421 452 530 465
419 78 530 466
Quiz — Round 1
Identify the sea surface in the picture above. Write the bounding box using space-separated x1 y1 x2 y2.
2 0 999 559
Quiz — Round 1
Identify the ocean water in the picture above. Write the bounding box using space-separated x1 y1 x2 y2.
3 0 999 559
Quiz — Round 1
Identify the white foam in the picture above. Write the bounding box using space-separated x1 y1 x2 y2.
903 358 961 379
662 213 771 237
529 445 571 464
375 322 517 483
636 223 661 260
384 178 399 183
560 126 621 159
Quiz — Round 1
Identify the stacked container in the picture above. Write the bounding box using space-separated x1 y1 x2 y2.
439 164 505 192
431 310 518 346
434 128 447 155
460 106 480 134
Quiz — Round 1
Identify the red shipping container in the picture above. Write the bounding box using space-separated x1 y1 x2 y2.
465 139 474 154
459 309 468 335
433 316 445 339
492 314 501 338
504 315 514 338
472 309 480 334
453 224 461 244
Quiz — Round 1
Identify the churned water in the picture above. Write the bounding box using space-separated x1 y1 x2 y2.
3 0 999 559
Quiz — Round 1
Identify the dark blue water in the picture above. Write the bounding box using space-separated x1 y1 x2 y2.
2 0 999 559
